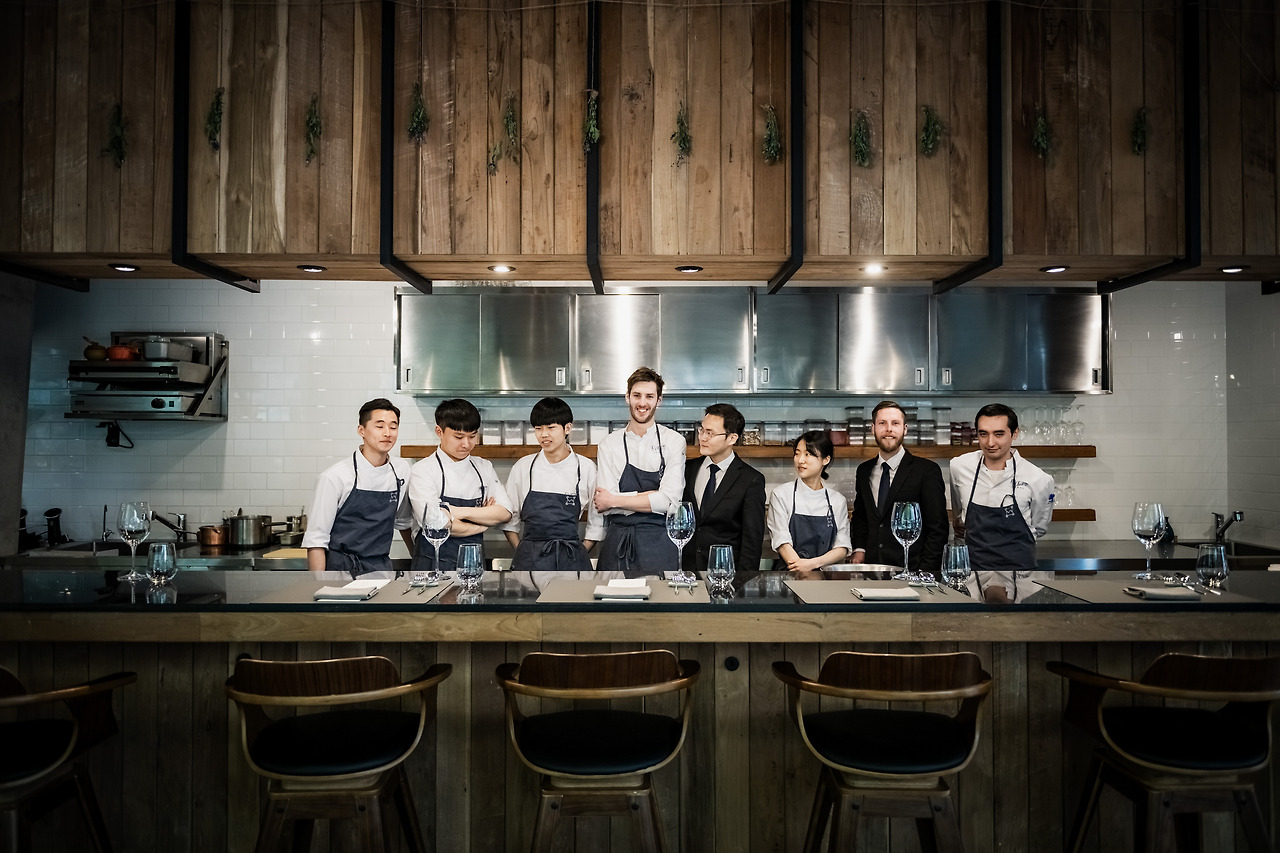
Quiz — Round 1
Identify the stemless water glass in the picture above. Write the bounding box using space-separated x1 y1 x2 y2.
942 543 972 592
666 501 697 584
118 501 152 582
890 501 923 581
455 542 484 593
1131 501 1166 581
1195 544 1228 589
707 544 735 594
423 504 453 585
145 541 179 604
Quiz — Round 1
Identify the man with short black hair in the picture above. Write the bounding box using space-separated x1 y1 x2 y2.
850 400 948 574
682 403 766 574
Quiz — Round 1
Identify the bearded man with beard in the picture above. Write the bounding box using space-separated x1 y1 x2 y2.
849 400 949 575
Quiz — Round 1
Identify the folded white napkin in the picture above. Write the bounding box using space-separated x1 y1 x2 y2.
594 578 651 600
850 586 920 601
314 579 388 601
1123 585 1200 601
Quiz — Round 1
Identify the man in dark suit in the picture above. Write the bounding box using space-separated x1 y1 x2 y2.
851 400 948 574
682 403 767 575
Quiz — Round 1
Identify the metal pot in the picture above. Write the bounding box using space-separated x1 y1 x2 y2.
228 515 273 547
197 524 228 546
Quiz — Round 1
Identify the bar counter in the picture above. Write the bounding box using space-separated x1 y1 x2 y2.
3 566 1279 852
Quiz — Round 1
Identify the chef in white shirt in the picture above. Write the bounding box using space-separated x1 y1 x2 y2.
407 399 514 574
949 403 1055 603
767 430 853 571
592 367 687 573
503 397 606 571
303 398 414 576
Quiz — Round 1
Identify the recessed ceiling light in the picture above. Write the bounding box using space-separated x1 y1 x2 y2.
863 263 884 275
1219 265 1248 274
488 264 515 273
297 264 327 273
108 263 138 273
1040 265 1069 274
675 265 703 273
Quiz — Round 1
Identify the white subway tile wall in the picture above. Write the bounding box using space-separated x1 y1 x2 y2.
23 278 1268 546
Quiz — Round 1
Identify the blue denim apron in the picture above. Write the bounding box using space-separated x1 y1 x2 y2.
511 454 591 572
327 452 403 577
773 479 836 569
412 455 486 574
598 432 676 573
964 454 1036 594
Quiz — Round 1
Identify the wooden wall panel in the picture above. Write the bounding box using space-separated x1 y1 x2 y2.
52 0 88 253
319 3 354 255
1042 4 1080 255
1077 3 1112 256
420 4 454 256
187 1 224 256
453 5 487 254
949 1 986 257
21 2 56 253
250 2 283 255
916 1 951 255
553 3 586 256
850 3 885 256
753 1 788 256
1109 3 1145 256
151 1 174 254
816 0 851 256
1143 3 1179 257
223 2 254 254
486 3 521 257
688 1 722 256
719 4 751 255
521 4 555 256
351 1 379 255
286 1 321 254
391 2 419 256
883 3 917 256
596 3 623 256
1010 3 1046 256
0 2 23 252
650 3 688 255
86 0 122 254
120 1 157 254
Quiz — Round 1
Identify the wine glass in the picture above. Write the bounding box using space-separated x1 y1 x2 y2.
890 501 922 581
707 544 735 595
422 504 453 585
666 501 696 585
455 542 484 593
942 543 972 593
1195 544 1228 589
1131 502 1166 580
118 501 152 582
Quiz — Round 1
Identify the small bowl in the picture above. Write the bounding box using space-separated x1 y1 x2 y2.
105 345 139 361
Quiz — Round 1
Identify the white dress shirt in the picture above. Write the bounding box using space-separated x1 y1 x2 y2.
407 449 514 530
692 452 737 509
594 424 687 516
502 449 607 541
766 479 853 553
302 449 413 550
868 446 906 510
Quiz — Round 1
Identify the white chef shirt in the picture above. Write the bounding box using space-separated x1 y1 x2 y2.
948 448 1055 540
502 449 607 541
301 449 413 551
594 424 687 516
692 452 737 509
407 449 514 530
766 479 852 553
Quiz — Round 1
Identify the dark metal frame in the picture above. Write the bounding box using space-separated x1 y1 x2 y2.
766 0 807 294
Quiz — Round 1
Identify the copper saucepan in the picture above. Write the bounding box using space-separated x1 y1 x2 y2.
197 524 228 546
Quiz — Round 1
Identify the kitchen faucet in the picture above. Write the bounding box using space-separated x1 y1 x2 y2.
1213 510 1243 544
153 510 193 543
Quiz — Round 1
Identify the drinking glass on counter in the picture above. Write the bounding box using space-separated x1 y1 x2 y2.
146 541 178 604
1195 544 1229 589
890 501 922 582
707 544 735 594
1131 502 1166 580
666 501 696 585
942 544 972 592
422 504 452 585
118 501 152 582
455 543 484 593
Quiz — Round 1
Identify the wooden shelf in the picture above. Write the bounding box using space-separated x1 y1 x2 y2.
1051 509 1095 522
400 443 1097 461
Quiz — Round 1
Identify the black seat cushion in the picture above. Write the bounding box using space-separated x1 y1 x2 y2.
249 710 420 776
803 708 971 775
1103 706 1270 771
518 709 682 775
0 720 75 784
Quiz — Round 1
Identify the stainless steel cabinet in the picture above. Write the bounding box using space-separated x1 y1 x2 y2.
935 291 1029 392
574 294 661 393
397 293 481 392
754 291 839 391
480 294 571 392
1026 294 1105 392
838 292 932 393
658 291 751 392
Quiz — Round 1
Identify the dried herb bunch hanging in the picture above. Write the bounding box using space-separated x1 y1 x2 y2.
851 109 872 168
671 102 691 166
761 104 782 164
304 94 322 165
582 89 601 153
1031 104 1051 159
1131 106 1147 156
918 105 943 158
503 90 519 164
487 141 503 175
205 87 224 152
104 103 127 168
408 81 429 145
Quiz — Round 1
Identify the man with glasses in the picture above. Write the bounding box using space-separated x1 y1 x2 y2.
681 403 767 575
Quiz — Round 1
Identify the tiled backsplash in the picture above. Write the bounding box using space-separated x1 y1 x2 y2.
1226 283 1280 549
23 279 1265 546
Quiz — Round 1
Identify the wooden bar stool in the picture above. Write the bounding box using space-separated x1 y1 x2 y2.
1049 653 1280 852
225 655 450 853
495 649 701 853
772 651 992 852
0 667 136 853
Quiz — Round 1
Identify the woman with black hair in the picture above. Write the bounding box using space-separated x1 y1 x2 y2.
766 430 852 571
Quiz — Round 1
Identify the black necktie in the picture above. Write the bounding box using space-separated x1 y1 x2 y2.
702 463 719 509
877 461 891 511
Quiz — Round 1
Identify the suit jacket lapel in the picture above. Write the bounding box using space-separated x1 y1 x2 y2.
702 457 742 517
879 451 912 519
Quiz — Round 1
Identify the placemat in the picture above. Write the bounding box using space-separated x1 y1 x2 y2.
1034 577 1253 604
785 579 977 605
537 577 710 604
254 579 453 604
